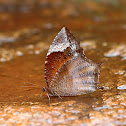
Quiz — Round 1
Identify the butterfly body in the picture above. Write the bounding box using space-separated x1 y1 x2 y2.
44 27 102 96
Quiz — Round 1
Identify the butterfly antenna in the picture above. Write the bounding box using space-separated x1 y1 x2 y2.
23 82 42 88
21 85 41 89
22 82 46 94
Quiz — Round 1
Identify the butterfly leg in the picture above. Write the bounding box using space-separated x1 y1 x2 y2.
40 92 43 98
47 93 51 103
46 87 62 100
54 91 63 100
40 87 46 98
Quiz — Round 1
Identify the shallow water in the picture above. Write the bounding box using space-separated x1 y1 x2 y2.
0 0 126 125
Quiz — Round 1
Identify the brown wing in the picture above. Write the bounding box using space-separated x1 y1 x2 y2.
44 27 101 96
44 27 80 87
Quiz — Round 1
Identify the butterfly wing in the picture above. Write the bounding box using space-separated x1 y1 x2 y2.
44 27 101 96
44 27 80 87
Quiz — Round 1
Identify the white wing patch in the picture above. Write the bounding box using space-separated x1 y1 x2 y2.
47 42 70 56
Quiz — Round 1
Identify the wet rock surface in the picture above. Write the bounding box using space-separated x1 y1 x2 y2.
0 0 126 125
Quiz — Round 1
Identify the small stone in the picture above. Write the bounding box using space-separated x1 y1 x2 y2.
25 44 34 49
117 85 126 90
0 58 7 62
81 40 96 50
35 50 40 55
16 51 23 56
115 70 125 75
104 45 126 58
13 111 20 115
102 42 108 46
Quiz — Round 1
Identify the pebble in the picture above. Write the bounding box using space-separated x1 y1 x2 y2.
0 42 48 62
80 40 96 50
16 51 23 56
117 85 126 90
115 70 125 75
104 45 126 60
0 58 7 62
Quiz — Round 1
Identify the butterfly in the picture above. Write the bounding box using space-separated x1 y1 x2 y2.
43 27 103 99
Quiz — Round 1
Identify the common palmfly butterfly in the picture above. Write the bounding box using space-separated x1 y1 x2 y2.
43 27 103 99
